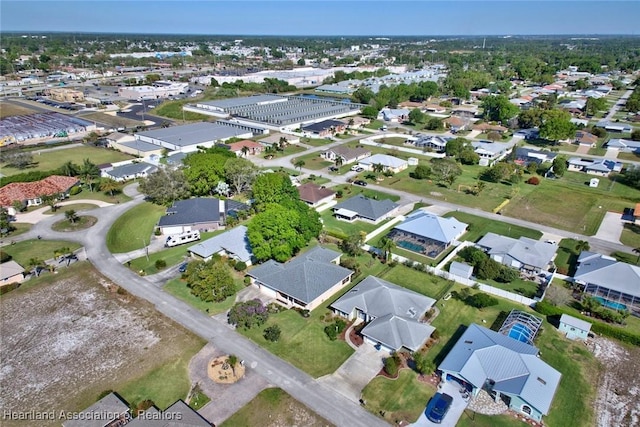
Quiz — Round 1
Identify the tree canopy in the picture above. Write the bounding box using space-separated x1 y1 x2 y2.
539 109 576 143
186 259 236 303
480 94 519 123
139 168 191 205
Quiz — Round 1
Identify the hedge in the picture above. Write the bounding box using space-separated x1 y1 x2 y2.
0 169 59 187
534 301 640 346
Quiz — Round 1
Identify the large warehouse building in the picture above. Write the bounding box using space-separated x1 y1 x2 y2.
184 94 361 131
134 121 265 153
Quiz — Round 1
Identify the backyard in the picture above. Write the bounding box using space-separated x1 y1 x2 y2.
442 211 543 243
380 263 454 300
320 210 392 239
106 202 166 253
0 145 135 176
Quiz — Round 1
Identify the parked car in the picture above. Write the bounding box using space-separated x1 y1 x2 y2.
426 392 453 424
350 165 361 171
353 180 368 186
178 262 189 273
328 166 339 172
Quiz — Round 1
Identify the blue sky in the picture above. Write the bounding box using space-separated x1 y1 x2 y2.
2 1 639 36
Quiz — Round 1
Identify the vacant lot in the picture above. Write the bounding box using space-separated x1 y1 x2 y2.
0 264 204 426
3 238 81 266
79 111 143 129
0 101 39 118
0 145 134 177
442 211 543 243
220 388 333 427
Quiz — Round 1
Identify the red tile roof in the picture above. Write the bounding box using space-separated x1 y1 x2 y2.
0 175 79 207
226 139 263 152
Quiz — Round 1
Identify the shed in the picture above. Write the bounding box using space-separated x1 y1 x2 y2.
589 178 599 188
408 157 419 166
558 314 591 341
449 261 473 279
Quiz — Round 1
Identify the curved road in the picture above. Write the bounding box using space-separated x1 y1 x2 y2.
22 184 388 427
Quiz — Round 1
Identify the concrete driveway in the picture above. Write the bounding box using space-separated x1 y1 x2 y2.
411 380 470 427
317 343 387 403
594 211 624 244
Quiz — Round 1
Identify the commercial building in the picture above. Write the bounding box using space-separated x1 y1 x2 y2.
118 81 189 101
135 122 255 153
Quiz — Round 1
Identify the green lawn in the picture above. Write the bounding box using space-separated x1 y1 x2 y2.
106 202 166 253
554 238 581 275
293 151 333 170
3 222 32 238
362 370 436 424
188 390 210 411
3 239 81 265
118 338 206 410
333 184 401 202
457 413 526 427
154 99 211 121
127 230 225 274
220 388 332 427
301 137 334 147
442 211 543 242
320 210 390 239
238 301 354 378
163 278 244 315
617 151 640 162
381 264 454 300
69 186 132 204
0 146 135 176
44 203 101 214
620 223 640 248
365 119 385 130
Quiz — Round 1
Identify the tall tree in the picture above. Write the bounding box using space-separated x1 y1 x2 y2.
430 158 462 187
183 150 234 196
59 161 79 177
224 157 258 195
251 172 299 211
379 237 396 262
186 260 236 302
79 158 100 192
539 110 576 144
139 168 191 205
99 178 121 197
552 156 568 177
480 94 519 123
294 159 305 173
65 209 78 224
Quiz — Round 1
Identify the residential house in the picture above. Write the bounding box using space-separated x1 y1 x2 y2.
559 98 586 111
513 147 557 166
320 146 371 165
472 123 508 134
476 232 557 274
128 400 210 426
387 210 468 258
378 108 410 122
302 119 346 137
575 131 598 148
606 138 640 153
332 194 399 224
105 131 135 147
574 251 640 316
595 120 632 133
438 323 561 422
471 140 514 166
225 139 264 156
513 128 540 140
101 162 157 182
0 175 78 213
443 116 469 133
410 135 449 152
62 392 130 427
297 182 336 207
558 314 591 341
247 246 353 310
259 132 301 147
158 197 249 235
425 104 447 114
567 157 622 176
0 260 25 287
451 106 478 118
331 276 436 352
358 153 408 173
349 116 371 128
188 225 254 265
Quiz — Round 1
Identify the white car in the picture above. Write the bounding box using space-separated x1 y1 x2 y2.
545 240 557 245
351 165 361 171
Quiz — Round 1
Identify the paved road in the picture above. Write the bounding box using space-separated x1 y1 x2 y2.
604 89 634 121
25 186 388 427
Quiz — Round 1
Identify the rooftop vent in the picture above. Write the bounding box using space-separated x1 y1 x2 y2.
537 377 547 385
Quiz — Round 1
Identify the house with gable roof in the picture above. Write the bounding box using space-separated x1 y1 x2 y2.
331 276 436 352
247 246 353 310
332 194 399 224
438 323 561 422
320 145 371 165
476 232 557 274
188 225 254 265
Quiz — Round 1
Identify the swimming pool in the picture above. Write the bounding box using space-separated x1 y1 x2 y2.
595 296 627 311
507 323 533 343
397 240 425 253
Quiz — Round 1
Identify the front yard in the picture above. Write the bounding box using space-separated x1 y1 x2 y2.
163 278 245 316
106 202 166 253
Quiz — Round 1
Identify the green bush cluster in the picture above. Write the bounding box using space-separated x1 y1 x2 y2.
324 318 348 340
384 353 402 377
154 259 167 269
263 325 281 342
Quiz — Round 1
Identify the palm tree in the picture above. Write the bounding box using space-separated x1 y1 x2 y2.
227 354 238 376
65 209 79 224
575 240 590 254
334 156 344 168
59 161 78 177
634 247 640 265
99 179 121 197
379 237 396 263
372 163 385 177
294 159 305 173
278 137 287 150
28 258 44 277
241 146 250 158
79 158 100 192
40 194 58 212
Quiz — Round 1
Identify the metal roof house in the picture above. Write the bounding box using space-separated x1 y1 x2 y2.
574 251 640 316
388 210 468 258
476 232 558 274
332 194 399 224
449 261 473 279
101 162 157 182
247 246 354 310
331 276 436 352
558 314 591 341
188 225 254 265
158 198 249 235
567 157 622 177
438 324 561 422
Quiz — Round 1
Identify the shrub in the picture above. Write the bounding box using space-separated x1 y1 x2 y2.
0 250 11 263
69 185 83 196
476 258 502 280
154 228 161 236
496 266 519 283
234 261 247 271
340 257 361 276
458 246 487 266
154 259 167 269
526 176 540 185
466 293 499 309
263 325 281 342
410 164 431 180
300 309 310 318
324 325 338 341
335 318 347 333
243 276 251 285
384 356 399 377
228 299 269 329
227 258 237 268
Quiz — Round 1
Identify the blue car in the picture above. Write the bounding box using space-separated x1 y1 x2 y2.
426 392 453 423
178 262 189 273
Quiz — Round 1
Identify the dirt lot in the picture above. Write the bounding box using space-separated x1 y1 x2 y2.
589 337 640 427
0 266 203 426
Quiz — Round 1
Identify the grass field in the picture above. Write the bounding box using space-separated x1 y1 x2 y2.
163 278 244 315
0 101 38 118
154 99 211 121
0 145 135 177
301 137 335 147
554 238 581 275
381 264 454 300
361 370 436 424
292 151 333 170
332 184 401 202
106 202 166 253
79 111 143 129
620 223 640 248
3 222 32 238
43 202 102 214
220 388 332 427
442 211 543 242
3 239 82 265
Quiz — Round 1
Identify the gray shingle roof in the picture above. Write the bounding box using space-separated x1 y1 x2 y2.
559 314 592 332
158 198 221 227
333 194 398 222
248 246 352 305
574 252 640 298
394 210 467 244
439 324 561 416
359 153 408 168
188 225 253 262
62 393 129 427
127 400 210 426
106 162 157 178
331 276 436 351
324 145 371 161
476 232 557 269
